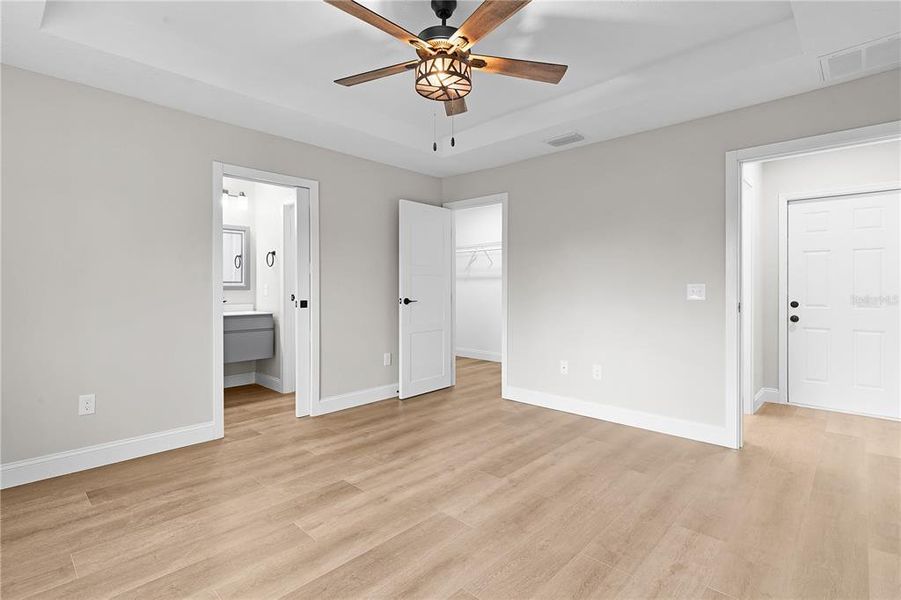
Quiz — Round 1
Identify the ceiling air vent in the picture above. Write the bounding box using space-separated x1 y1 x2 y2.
820 33 901 82
545 132 585 148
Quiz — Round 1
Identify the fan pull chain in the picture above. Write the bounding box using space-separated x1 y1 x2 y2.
432 112 438 152
451 116 456 148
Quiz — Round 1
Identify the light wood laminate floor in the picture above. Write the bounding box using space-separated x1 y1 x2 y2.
2 358 899 599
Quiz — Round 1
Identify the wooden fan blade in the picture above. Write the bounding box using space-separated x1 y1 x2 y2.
448 0 531 51
470 54 568 84
445 98 467 116
335 60 418 86
324 0 429 51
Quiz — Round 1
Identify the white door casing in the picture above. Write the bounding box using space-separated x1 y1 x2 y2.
399 200 454 399
787 190 899 418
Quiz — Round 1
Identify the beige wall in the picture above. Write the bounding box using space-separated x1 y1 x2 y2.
1 65 441 462
442 69 901 428
754 140 901 391
3 64 899 465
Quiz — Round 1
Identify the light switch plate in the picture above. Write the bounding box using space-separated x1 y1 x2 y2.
592 365 603 380
383 352 392 367
686 284 706 301
559 360 569 375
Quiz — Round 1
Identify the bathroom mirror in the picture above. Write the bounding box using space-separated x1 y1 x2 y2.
223 225 250 289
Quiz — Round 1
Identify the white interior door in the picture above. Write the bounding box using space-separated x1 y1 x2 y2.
399 199 453 399
283 202 297 395
787 190 899 418
294 187 311 416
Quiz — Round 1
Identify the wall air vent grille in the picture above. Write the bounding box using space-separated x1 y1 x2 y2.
820 33 901 82
545 132 585 147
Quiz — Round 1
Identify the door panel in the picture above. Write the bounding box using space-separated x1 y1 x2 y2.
294 188 311 416
787 190 899 418
399 200 453 399
853 330 883 389
803 250 830 307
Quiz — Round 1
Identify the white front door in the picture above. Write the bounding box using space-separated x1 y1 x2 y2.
787 190 899 418
399 200 453 399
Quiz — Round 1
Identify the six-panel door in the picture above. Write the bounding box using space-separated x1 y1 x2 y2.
787 190 899 418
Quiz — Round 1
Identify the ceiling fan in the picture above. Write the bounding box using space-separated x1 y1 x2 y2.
325 0 568 116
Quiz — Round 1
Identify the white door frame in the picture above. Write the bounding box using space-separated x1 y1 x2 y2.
211 162 320 436
725 120 900 448
442 193 509 395
778 183 901 413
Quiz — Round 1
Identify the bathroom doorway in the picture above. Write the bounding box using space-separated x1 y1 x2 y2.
211 163 320 438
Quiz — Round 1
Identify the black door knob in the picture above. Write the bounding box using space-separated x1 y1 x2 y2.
790 315 799 323
790 300 799 308
402 297 418 305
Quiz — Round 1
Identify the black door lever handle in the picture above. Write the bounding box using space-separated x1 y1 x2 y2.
402 297 418 305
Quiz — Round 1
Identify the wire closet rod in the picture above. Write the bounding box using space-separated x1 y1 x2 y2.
455 242 502 253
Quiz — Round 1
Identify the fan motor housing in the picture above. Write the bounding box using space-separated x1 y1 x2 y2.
419 24 457 42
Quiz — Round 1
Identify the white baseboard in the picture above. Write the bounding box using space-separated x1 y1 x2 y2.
254 372 283 393
0 421 217 489
753 387 780 413
224 372 284 393
504 386 734 448
317 383 398 416
224 372 255 388
456 348 502 362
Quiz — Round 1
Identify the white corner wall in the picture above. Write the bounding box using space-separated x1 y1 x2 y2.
741 162 765 400
1 65 440 481
442 69 901 445
455 204 503 362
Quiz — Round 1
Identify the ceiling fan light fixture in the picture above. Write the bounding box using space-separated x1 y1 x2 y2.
415 52 472 101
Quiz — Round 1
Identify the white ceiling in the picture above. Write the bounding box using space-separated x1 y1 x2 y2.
2 1 899 177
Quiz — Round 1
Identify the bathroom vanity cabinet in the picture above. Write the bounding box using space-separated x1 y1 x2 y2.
224 312 274 363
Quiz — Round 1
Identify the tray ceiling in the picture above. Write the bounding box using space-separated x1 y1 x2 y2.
2 1 899 176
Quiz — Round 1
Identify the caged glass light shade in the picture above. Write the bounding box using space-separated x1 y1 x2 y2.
415 52 472 101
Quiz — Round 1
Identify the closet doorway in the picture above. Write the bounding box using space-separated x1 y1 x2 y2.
443 194 508 393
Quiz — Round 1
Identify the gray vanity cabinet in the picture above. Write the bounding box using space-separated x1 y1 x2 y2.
224 313 274 363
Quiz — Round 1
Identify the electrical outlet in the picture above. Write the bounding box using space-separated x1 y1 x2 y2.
686 283 706 301
592 364 603 381
383 352 392 367
559 360 569 375
78 394 95 416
